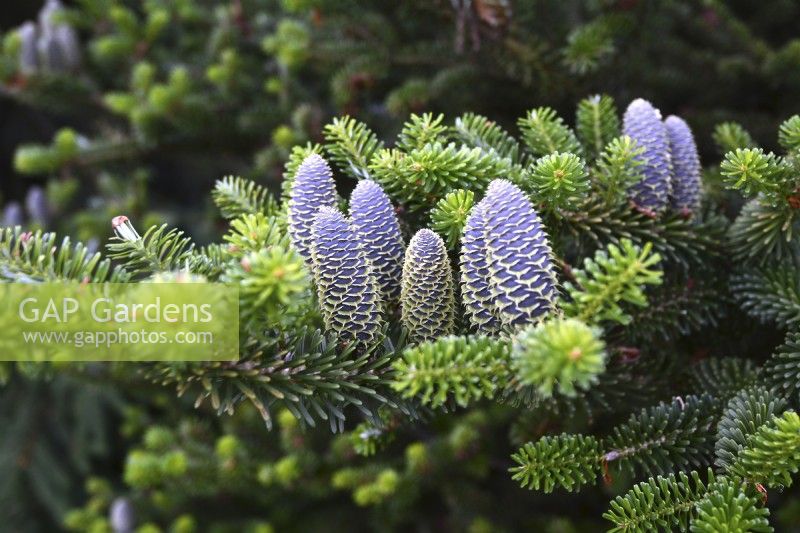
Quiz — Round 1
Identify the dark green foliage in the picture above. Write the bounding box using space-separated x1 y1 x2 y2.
760 332 800 401
561 199 724 269
684 359 756 401
627 278 727 344
153 328 403 432
604 396 719 479
604 470 714 531
714 386 787 474
727 198 799 265
731 266 800 327
562 19 615 75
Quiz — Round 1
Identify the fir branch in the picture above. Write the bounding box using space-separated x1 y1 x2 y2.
518 106 583 158
720 148 789 199
561 199 724 269
731 265 800 327
604 470 715 532
369 142 510 210
212 176 277 220
511 318 606 398
562 20 615 75
451 112 526 165
575 94 619 162
221 245 311 328
691 477 772 533
760 332 800 402
529 152 589 210
392 335 510 408
152 328 405 432
603 395 719 479
592 135 644 206
684 358 757 401
713 122 755 155
223 213 286 258
323 116 383 180
714 386 787 475
430 189 474 250
562 239 662 326
727 198 799 266
0 227 126 283
728 411 800 488
778 115 800 154
396 112 447 152
106 222 196 278
627 277 727 344
510 434 602 493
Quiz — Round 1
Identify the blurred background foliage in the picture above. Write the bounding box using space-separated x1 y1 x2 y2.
3 0 800 531
3 0 800 245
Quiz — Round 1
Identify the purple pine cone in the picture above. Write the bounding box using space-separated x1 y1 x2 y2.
288 153 338 264
25 186 50 225
623 99 672 213
665 115 702 214
311 206 384 346
460 199 501 334
17 22 38 75
37 0 80 72
109 497 135 533
483 179 557 327
2 202 24 227
401 229 455 343
349 180 405 302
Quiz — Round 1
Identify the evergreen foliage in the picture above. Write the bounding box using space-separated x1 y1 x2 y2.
518 106 583 158
575 94 620 162
430 189 475 250
392 335 510 408
691 477 772 533
4 91 800 530
511 318 606 398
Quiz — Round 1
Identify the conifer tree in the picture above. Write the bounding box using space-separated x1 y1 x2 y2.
4 1 800 530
